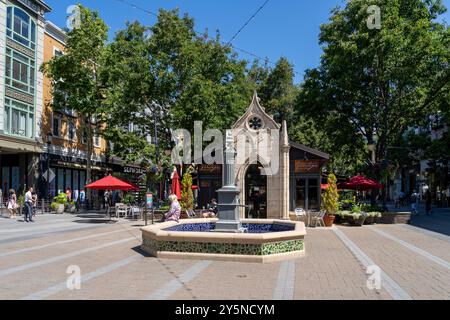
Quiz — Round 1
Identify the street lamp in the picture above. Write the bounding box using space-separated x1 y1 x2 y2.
46 132 53 200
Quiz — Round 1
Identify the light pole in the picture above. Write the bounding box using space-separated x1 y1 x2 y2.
46 132 53 200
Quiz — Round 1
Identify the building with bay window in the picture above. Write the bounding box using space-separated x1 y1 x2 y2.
0 0 51 198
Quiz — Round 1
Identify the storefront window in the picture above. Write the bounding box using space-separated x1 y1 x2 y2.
57 168 64 194
73 170 79 201
308 178 319 210
295 178 306 209
66 170 72 193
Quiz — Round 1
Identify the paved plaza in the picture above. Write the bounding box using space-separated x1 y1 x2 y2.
0 212 449 300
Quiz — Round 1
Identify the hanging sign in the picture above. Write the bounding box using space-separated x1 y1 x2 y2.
146 193 153 209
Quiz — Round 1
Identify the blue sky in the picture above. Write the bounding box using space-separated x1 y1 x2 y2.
45 0 450 83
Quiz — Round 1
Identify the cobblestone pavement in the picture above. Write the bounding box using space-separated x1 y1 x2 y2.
0 213 449 300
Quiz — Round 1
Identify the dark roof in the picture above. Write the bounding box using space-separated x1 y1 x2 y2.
289 141 330 160
37 0 52 12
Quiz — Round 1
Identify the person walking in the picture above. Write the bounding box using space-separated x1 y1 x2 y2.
31 192 38 217
425 189 432 215
24 187 34 222
411 190 420 214
7 189 18 219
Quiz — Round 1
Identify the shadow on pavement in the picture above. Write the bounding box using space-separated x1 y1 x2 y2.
73 219 118 224
131 245 151 257
410 212 450 236
75 214 107 219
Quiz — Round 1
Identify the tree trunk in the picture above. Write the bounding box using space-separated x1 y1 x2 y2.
86 115 93 209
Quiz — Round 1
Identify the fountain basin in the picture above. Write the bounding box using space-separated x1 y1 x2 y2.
141 218 306 263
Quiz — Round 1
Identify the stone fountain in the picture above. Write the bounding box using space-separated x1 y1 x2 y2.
140 131 306 263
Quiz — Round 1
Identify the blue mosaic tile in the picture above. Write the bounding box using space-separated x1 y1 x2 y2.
164 223 214 232
163 223 294 233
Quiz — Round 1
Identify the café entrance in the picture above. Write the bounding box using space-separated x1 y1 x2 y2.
244 164 267 219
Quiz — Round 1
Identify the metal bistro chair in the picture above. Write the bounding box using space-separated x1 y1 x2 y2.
294 208 308 225
115 204 127 218
310 210 326 228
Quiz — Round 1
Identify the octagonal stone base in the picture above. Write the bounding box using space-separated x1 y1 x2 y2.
141 218 306 263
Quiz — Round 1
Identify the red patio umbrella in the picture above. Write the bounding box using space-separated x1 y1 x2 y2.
85 175 139 191
337 175 382 191
171 170 182 200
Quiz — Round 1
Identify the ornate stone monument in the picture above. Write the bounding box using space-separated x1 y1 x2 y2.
214 130 244 232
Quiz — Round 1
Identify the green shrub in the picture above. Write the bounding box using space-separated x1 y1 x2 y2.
51 202 61 212
123 193 134 204
321 173 339 215
351 204 362 214
180 173 194 211
53 193 68 204
368 211 382 218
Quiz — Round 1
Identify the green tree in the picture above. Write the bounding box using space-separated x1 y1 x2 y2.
41 5 109 201
297 0 450 185
180 173 194 211
104 10 253 177
259 57 297 124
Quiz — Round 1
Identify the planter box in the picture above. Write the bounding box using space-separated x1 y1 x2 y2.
381 212 411 224
364 215 374 225
347 215 366 226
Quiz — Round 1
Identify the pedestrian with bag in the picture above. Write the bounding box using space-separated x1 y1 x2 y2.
7 189 18 219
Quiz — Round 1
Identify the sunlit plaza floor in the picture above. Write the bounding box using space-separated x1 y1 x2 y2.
0 210 449 300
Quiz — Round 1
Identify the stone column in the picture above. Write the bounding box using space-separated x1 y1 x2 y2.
215 130 242 232
280 121 291 220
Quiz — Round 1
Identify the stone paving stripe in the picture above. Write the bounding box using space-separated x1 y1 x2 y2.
272 260 295 300
146 261 212 300
333 227 412 300
0 237 136 278
371 228 450 270
0 223 125 245
400 224 450 244
21 255 142 300
0 229 130 257
0 222 87 234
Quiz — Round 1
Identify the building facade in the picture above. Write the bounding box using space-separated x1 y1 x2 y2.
0 0 50 199
195 93 329 219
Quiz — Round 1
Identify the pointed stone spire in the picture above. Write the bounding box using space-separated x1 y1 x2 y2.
281 120 289 147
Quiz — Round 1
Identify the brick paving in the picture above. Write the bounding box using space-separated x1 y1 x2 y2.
0 213 449 300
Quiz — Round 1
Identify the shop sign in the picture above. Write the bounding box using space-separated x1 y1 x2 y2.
124 166 146 174
198 164 222 175
294 160 321 173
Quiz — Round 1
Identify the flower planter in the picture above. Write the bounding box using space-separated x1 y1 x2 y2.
363 214 374 225
54 204 65 214
323 214 335 227
347 214 366 226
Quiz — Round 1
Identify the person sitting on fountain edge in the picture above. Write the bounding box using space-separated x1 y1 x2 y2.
203 198 218 218
162 194 181 222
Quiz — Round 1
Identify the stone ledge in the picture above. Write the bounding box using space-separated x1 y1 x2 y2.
141 218 306 263
381 212 411 224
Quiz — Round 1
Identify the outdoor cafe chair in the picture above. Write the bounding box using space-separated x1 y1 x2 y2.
295 208 308 225
310 210 326 228
116 204 127 218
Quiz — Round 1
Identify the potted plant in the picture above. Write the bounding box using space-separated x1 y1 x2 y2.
51 193 67 214
372 211 382 224
346 205 367 226
321 173 339 227
67 200 77 213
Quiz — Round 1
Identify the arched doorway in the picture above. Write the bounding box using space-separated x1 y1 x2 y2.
245 164 267 218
